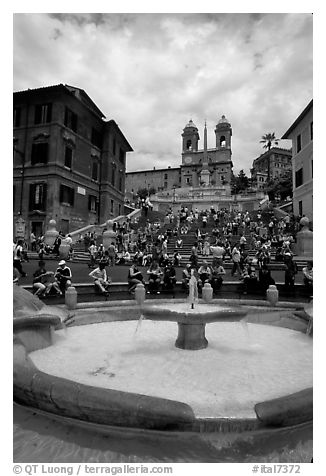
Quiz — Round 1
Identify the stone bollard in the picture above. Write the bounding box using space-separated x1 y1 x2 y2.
295 216 313 258
65 286 77 310
266 285 279 307
44 219 59 247
59 241 71 259
202 282 213 303
103 220 117 249
135 283 146 306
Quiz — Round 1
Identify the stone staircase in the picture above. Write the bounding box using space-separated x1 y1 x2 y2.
27 209 308 268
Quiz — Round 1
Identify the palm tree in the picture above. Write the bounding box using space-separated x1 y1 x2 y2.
260 132 280 181
260 132 279 151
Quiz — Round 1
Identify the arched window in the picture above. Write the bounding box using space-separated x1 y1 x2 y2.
186 139 192 150
220 136 226 147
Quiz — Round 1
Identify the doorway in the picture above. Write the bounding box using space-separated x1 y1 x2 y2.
31 221 44 238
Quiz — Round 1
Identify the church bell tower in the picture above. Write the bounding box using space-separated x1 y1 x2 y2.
215 115 232 150
182 119 200 154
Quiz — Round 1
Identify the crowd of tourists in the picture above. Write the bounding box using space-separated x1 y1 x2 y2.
13 206 313 298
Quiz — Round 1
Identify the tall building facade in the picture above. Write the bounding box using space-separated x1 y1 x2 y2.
251 147 292 190
282 100 313 220
13 84 133 238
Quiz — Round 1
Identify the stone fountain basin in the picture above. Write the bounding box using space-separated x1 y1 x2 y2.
141 303 247 324
13 299 312 433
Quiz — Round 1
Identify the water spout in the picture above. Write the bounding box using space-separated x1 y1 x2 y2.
134 314 144 335
188 269 198 310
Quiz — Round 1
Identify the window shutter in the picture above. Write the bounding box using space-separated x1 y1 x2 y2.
14 107 21 127
41 183 47 211
70 187 74 206
46 103 52 122
29 184 35 210
31 144 36 165
34 105 41 124
72 113 77 133
41 143 49 164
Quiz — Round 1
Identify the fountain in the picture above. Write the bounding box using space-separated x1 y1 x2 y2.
141 271 247 350
13 283 313 462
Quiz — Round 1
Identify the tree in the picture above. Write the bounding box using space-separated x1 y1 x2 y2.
231 170 249 194
136 187 156 200
265 170 293 201
260 132 280 181
260 132 279 151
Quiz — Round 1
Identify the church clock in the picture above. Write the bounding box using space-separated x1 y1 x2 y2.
184 156 192 164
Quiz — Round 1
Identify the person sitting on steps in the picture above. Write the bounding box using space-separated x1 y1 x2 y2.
127 263 144 294
89 261 111 296
162 261 177 291
54 260 72 294
211 262 226 294
32 261 56 297
147 261 163 295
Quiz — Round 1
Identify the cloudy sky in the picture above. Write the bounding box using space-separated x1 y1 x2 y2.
13 12 313 174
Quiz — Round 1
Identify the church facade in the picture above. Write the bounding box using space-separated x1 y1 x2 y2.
125 115 233 198
180 116 233 188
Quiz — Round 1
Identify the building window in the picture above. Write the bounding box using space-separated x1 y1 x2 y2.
186 177 191 184
164 182 168 189
118 204 121 215
92 161 98 181
310 122 313 141
31 142 49 165
64 107 78 133
60 184 74 206
29 183 47 211
91 128 102 148
186 140 192 150
13 107 21 127
64 146 73 169
296 134 302 153
34 103 52 124
295 168 303 188
220 136 226 147
110 199 114 213
119 148 125 163
88 195 98 212
164 173 168 180
298 200 303 216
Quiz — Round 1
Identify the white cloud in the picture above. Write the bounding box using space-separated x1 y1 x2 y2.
13 12 312 174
